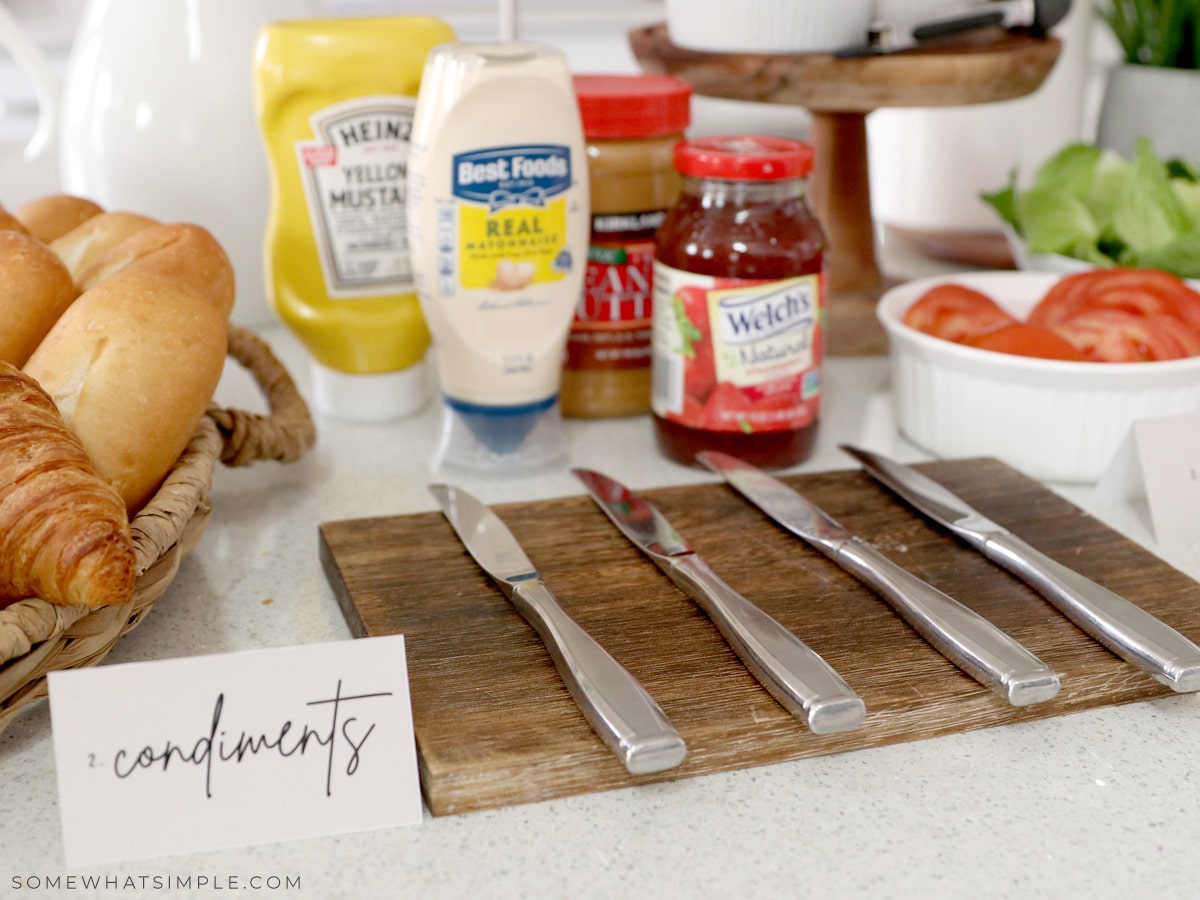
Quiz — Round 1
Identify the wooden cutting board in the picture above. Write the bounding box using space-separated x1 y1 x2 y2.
319 459 1200 816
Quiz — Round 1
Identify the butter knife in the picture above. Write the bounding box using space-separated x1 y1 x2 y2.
833 0 1070 57
697 451 1061 707
571 468 867 735
429 484 687 774
840 444 1200 693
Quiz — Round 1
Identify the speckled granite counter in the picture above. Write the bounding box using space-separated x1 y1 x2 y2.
4 283 1199 899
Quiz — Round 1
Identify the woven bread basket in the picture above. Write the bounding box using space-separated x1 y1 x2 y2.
0 324 316 735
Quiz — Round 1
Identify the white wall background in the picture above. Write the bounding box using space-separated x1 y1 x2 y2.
2 0 1121 228
2 0 814 206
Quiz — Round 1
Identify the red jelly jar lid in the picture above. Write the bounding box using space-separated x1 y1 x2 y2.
673 135 815 180
573 73 693 139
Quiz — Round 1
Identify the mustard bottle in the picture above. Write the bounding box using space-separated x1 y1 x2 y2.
253 16 455 421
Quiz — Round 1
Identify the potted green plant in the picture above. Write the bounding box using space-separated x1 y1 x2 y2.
1100 0 1198 67
1095 0 1200 159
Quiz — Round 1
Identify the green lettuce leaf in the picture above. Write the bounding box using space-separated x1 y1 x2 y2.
1069 239 1118 267
1031 142 1102 194
1166 158 1200 181
1017 187 1100 256
1080 147 1130 226
1129 234 1200 278
983 137 1200 279
1111 138 1193 254
1172 178 1200 229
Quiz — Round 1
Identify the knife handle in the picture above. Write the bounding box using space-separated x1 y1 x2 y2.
984 532 1200 693
508 580 687 774
835 537 1061 707
664 554 867 734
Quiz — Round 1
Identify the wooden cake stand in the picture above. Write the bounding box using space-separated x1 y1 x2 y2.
630 24 1062 355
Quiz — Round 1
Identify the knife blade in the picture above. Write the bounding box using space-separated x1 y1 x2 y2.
571 468 867 735
833 0 1070 57
429 483 687 774
840 444 1200 693
696 451 1061 707
835 5 1007 57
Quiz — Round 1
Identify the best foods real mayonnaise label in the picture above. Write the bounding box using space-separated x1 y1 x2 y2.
448 143 575 293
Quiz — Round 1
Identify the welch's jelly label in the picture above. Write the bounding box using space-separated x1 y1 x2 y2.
651 268 822 434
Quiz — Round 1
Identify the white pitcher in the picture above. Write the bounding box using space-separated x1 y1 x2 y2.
57 0 321 326
0 1 61 206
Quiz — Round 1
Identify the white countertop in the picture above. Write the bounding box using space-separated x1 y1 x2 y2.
4 244 1200 899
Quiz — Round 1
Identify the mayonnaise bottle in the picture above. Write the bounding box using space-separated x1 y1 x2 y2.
407 41 589 474
254 16 455 421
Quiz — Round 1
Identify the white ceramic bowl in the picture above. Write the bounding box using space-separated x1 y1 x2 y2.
872 0 958 24
665 0 873 53
878 271 1200 483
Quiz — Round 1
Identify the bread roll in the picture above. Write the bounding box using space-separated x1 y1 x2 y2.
0 206 29 235
0 362 135 609
49 211 158 281
78 222 235 320
24 268 228 512
0 231 80 366
14 194 105 244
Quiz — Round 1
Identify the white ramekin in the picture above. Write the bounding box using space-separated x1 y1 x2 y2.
878 271 1200 483
665 0 873 53
871 0 960 25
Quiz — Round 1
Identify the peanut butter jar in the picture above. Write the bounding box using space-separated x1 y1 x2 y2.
561 74 692 418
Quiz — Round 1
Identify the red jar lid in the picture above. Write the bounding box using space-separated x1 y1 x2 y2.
573 74 692 139
674 135 815 180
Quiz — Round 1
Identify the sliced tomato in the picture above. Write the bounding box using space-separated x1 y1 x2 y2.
1030 267 1200 333
1027 270 1110 327
964 323 1088 361
902 283 1018 343
1052 309 1195 362
1153 313 1200 357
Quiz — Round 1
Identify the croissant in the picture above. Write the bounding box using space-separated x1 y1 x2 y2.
0 363 136 609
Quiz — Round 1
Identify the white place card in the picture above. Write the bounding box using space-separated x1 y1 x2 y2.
48 635 422 868
1096 413 1200 550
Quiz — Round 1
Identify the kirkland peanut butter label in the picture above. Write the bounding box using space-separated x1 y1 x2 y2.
449 144 575 291
566 210 663 371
